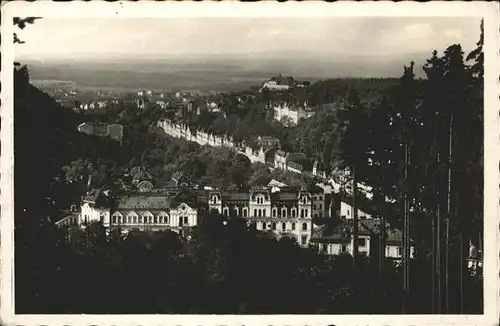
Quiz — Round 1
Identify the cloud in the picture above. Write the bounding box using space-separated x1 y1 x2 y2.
14 17 481 60
444 28 463 41
404 23 435 39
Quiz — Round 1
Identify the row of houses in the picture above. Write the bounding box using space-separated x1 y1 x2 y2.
77 121 124 144
57 167 410 261
157 118 375 205
158 119 236 148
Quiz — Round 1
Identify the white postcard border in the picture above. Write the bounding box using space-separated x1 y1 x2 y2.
1 1 499 326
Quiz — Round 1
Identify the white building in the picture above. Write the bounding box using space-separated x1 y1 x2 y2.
273 101 315 127
310 218 415 261
208 186 316 247
339 201 373 220
78 185 204 233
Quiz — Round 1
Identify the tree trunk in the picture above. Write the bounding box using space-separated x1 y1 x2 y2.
378 194 385 276
352 165 359 270
436 151 442 314
445 112 453 313
431 213 436 313
436 203 442 313
402 142 410 312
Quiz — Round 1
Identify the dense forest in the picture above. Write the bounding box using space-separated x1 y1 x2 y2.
13 18 484 314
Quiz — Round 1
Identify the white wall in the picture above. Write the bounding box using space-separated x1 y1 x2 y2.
170 203 197 227
80 203 110 226
386 244 415 259
340 201 372 219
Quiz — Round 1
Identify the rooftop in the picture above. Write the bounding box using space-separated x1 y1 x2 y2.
115 195 171 210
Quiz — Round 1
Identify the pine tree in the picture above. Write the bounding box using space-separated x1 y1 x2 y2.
338 91 371 270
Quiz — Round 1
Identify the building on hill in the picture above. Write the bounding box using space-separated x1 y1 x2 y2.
274 150 288 170
286 153 313 174
131 167 156 193
260 75 297 91
312 160 327 179
268 179 288 188
338 199 373 220
309 218 415 261
273 100 315 127
77 121 123 144
172 172 192 187
256 136 281 149
467 244 483 276
307 184 326 218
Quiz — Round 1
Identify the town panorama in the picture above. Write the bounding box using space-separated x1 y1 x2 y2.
12 16 484 315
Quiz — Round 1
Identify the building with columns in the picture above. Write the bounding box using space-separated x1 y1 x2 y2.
208 186 315 247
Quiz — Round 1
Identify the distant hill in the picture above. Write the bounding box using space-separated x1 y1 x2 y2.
23 51 431 92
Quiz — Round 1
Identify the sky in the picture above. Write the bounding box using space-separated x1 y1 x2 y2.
15 17 482 61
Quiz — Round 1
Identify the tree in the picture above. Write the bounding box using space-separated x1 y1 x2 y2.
280 116 295 128
337 90 371 270
13 17 42 44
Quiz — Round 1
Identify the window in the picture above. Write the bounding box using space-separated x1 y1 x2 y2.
319 203 322 210
258 209 262 217
282 222 286 230
184 216 189 225
301 235 308 245
165 216 170 224
341 244 347 253
254 209 257 217
273 209 277 218
154 216 158 224
300 209 304 218
292 223 296 230
359 238 366 246
292 209 296 218
243 209 247 217
133 216 137 224
305 210 308 218
347 209 350 216
302 223 308 231
313 204 317 210
149 216 153 223
138 216 143 223
272 222 276 230
128 216 132 224
263 209 266 217
112 216 117 224
262 222 266 230
319 196 323 201
282 209 287 218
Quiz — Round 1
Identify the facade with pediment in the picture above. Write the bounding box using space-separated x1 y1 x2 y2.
208 186 315 246
79 171 207 234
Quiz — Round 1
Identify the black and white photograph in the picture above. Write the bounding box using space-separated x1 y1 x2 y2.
1 2 499 325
